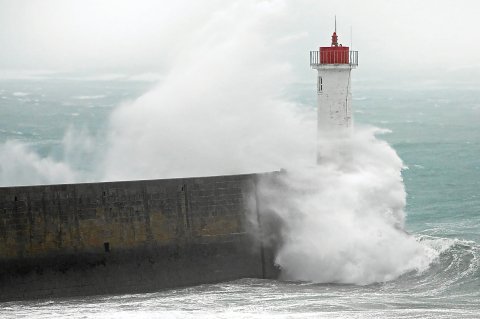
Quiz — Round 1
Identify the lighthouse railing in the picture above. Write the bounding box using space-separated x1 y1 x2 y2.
310 50 358 67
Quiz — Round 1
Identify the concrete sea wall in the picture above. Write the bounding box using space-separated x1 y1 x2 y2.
0 173 279 301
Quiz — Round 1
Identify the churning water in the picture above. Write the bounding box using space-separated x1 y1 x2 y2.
0 79 479 318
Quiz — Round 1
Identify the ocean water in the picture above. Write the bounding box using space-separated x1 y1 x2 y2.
0 79 479 318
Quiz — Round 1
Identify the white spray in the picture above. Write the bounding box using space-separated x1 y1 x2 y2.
257 129 437 284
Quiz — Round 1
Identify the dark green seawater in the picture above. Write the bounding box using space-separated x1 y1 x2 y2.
0 79 479 318
355 88 480 242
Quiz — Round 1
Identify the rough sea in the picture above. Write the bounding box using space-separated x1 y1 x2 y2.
0 78 479 318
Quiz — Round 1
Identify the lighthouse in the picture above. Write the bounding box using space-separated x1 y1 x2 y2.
310 23 358 160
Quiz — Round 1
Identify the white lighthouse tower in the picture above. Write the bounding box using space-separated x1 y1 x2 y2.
310 24 358 161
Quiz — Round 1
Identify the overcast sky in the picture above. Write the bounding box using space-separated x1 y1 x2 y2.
1 0 479 85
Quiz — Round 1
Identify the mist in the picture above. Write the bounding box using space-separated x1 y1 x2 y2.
2 0 480 85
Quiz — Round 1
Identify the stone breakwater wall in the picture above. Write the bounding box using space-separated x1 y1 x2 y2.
0 173 279 301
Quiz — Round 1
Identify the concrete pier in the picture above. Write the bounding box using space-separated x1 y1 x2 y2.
0 173 279 301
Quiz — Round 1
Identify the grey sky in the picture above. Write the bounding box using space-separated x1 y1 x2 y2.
1 0 479 85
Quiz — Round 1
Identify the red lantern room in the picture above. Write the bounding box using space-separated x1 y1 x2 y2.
319 31 350 64
309 17 358 68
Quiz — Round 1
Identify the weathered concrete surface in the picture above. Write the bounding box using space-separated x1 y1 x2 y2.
0 173 280 301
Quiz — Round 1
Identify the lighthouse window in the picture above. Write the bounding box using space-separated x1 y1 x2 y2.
317 76 323 93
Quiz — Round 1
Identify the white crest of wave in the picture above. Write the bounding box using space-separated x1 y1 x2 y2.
258 128 438 284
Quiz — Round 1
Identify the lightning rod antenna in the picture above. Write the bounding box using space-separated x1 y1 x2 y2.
335 15 337 33
350 25 353 50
